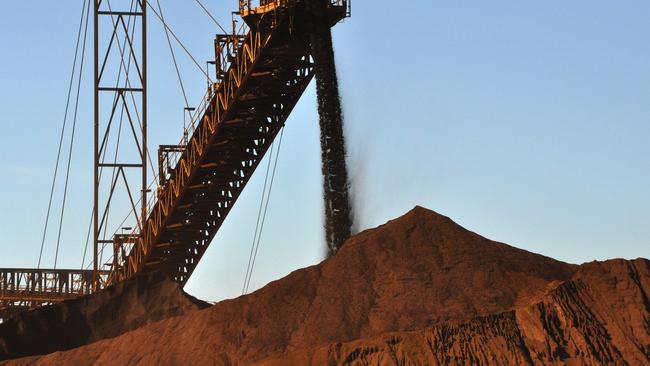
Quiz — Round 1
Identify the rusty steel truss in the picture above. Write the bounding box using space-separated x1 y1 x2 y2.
109 0 349 286
0 0 349 319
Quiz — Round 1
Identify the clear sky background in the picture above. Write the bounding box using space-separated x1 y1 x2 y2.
0 1 648 302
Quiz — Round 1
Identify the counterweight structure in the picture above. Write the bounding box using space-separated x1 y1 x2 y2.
0 0 350 318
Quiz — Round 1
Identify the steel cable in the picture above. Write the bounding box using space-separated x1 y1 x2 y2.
146 3 213 83
53 0 92 269
243 127 285 294
193 0 228 34
242 140 275 294
156 0 190 109
38 0 89 269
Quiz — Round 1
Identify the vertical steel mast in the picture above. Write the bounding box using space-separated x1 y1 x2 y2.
93 0 147 290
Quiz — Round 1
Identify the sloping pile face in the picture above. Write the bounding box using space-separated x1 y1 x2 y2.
265 258 650 365
0 271 208 361
3 207 582 365
520 258 650 365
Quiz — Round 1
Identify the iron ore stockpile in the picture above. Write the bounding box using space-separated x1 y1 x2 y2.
306 0 354 256
1 206 649 365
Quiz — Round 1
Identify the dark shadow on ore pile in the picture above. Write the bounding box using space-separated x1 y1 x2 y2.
0 271 208 361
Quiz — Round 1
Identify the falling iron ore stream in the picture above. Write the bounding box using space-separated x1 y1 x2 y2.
305 0 353 257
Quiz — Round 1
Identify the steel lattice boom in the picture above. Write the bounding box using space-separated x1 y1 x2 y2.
0 0 349 319
110 0 349 286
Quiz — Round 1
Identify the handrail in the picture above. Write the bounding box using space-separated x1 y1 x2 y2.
241 0 350 18
0 269 106 296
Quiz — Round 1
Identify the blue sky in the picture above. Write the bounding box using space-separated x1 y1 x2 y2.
0 0 648 302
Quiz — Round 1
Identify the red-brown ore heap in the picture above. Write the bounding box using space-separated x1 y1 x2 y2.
4 207 648 365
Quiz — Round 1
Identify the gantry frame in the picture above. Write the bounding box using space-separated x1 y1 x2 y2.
93 0 148 290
